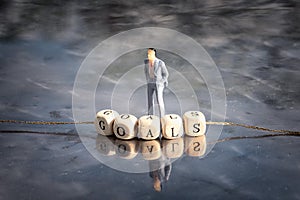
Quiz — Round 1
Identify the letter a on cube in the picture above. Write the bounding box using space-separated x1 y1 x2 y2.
113 114 138 140
140 140 161 160
138 115 160 140
95 109 119 136
183 111 206 136
161 114 183 139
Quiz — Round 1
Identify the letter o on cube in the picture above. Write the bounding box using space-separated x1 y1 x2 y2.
115 139 139 159
161 114 183 139
183 111 206 136
138 115 160 140
95 109 119 135
113 114 138 140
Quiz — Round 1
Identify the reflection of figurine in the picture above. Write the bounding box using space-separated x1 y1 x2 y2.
144 48 169 117
95 133 207 191
149 154 172 192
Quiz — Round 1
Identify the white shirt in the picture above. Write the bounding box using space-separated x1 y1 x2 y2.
149 61 155 79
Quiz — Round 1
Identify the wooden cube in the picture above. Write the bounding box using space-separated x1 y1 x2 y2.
138 115 160 140
113 114 138 140
162 138 184 158
95 109 119 136
183 111 206 136
184 135 207 157
115 139 139 159
96 134 116 156
140 140 161 160
161 114 183 139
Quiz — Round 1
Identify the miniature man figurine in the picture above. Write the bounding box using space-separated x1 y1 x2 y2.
144 48 169 117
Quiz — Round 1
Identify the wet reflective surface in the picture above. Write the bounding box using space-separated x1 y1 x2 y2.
0 0 300 199
92 134 207 173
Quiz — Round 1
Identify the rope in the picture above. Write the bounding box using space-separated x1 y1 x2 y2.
206 121 299 134
210 132 300 144
0 130 78 137
0 120 93 125
0 130 298 145
0 119 299 135
0 119 299 145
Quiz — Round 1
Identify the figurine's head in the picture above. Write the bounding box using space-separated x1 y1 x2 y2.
148 48 156 61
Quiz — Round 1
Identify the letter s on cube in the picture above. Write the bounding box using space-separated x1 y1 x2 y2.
183 111 206 136
95 109 119 136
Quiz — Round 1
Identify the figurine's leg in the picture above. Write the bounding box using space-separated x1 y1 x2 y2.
147 83 155 115
156 84 165 117
163 157 172 181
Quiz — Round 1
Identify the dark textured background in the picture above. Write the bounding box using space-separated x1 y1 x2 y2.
0 0 299 199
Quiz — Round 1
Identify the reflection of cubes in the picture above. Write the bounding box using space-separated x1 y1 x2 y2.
113 114 138 140
96 135 116 156
184 135 206 157
162 138 184 158
161 114 183 139
95 109 119 136
140 140 161 160
138 115 160 140
183 111 206 136
115 139 139 159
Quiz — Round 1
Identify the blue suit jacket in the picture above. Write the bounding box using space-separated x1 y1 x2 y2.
144 58 169 86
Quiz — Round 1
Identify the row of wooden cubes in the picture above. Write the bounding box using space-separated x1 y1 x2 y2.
95 109 206 140
96 134 207 159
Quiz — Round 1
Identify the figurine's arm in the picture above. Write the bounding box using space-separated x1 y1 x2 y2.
160 61 169 86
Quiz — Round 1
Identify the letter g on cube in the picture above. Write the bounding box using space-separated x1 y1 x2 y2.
95 109 119 136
